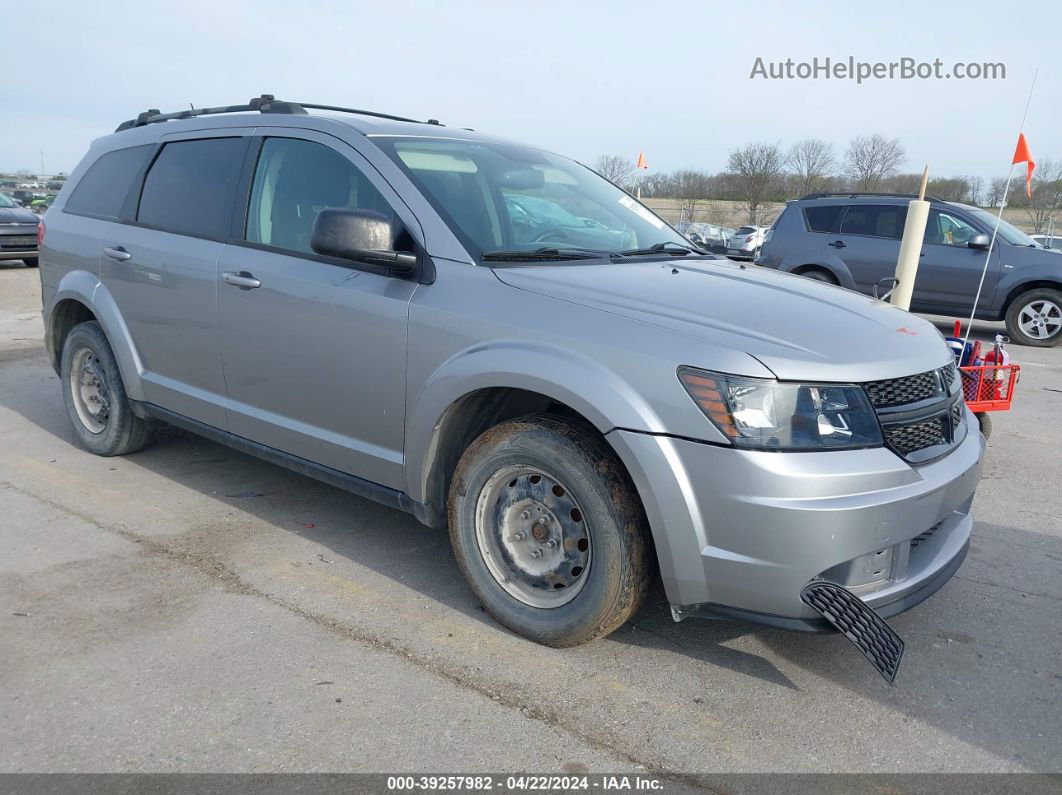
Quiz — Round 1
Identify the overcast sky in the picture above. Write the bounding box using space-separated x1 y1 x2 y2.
4 0 1059 180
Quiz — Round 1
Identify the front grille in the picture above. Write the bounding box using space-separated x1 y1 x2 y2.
864 369 943 408
883 416 948 455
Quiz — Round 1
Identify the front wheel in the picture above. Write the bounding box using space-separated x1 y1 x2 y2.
1005 288 1062 346
448 414 651 646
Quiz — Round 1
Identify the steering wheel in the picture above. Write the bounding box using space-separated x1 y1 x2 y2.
530 228 572 244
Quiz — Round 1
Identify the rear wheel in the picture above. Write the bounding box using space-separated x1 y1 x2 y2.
60 321 152 456
448 414 650 646
22 257 38 268
1005 288 1062 346
798 267 838 285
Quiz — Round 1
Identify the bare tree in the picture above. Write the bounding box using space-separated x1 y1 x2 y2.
726 142 785 224
786 138 834 197
842 134 905 192
671 170 712 223
926 177 970 203
1024 158 1062 233
967 176 984 206
593 155 635 189
986 177 1007 208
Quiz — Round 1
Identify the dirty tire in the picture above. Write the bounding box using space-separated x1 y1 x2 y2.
1004 287 1062 347
60 321 152 456
976 412 992 439
448 414 650 647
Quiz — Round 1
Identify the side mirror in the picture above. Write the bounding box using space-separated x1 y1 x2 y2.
967 233 991 250
311 209 417 274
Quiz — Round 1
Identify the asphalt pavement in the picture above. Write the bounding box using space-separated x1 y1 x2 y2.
1 261 1060 778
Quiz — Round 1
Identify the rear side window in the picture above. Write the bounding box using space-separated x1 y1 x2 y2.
803 205 844 233
137 137 246 238
65 145 153 219
839 204 907 239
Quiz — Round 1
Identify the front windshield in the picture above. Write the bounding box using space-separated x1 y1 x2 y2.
967 207 1037 246
376 137 690 260
0 193 17 209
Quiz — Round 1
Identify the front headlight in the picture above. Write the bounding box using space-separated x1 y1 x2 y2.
678 367 883 451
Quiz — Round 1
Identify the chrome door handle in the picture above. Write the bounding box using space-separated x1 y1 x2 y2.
222 271 261 289
103 246 132 262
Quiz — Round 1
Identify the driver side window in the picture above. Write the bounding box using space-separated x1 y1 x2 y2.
926 209 978 247
247 137 396 256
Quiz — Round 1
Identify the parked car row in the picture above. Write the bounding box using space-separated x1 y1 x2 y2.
674 221 736 254
757 192 1062 346
0 191 41 266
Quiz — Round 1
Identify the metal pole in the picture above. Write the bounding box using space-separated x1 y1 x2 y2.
962 69 1038 353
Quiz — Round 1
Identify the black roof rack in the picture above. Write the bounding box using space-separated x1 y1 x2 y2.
115 95 443 133
800 191 944 202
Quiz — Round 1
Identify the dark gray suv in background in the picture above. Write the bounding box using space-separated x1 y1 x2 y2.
758 193 1062 346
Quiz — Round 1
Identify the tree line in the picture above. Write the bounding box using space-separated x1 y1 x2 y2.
594 136 1061 232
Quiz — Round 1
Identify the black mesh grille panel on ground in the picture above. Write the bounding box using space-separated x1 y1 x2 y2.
800 580 905 683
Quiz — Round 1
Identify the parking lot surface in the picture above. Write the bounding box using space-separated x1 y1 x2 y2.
1 261 1060 776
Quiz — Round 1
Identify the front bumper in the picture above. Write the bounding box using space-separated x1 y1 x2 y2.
607 407 984 626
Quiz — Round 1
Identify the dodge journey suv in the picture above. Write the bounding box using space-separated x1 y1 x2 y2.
38 97 985 669
758 192 1062 347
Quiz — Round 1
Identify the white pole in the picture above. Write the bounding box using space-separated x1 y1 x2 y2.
890 166 930 311
962 69 1038 353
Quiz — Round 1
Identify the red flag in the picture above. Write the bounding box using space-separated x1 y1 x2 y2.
1012 133 1035 198
636 151 648 170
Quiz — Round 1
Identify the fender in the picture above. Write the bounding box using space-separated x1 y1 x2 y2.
404 339 670 506
48 270 146 401
817 250 858 289
994 269 1062 321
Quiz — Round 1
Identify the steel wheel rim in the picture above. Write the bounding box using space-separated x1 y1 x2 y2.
473 465 591 608
1019 299 1062 340
69 347 111 434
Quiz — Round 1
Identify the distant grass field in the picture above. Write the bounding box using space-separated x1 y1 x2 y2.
643 197 1041 233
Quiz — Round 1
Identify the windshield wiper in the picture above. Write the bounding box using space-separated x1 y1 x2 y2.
481 246 606 262
612 241 705 258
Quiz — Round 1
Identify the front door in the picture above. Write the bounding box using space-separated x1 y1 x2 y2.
216 132 421 490
910 207 999 315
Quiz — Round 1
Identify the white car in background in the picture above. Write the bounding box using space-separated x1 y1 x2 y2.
726 225 767 259
1031 234 1062 251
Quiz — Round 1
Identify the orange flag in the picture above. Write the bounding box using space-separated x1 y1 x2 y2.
1012 133 1035 198
636 151 648 170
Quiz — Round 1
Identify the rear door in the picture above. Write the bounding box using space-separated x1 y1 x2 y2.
827 203 906 294
215 130 421 490
100 131 251 428
911 207 999 314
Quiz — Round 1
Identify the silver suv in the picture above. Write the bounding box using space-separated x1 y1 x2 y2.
38 97 985 659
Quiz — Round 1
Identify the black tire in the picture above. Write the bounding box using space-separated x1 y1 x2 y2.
60 321 152 456
976 412 992 439
22 257 38 268
1004 287 1062 347
448 414 651 647
798 267 837 285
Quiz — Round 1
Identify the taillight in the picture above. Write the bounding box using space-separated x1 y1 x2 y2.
37 219 45 248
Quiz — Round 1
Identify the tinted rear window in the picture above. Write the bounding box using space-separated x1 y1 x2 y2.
803 205 844 233
65 145 154 219
735 226 756 234
839 204 907 239
137 137 246 238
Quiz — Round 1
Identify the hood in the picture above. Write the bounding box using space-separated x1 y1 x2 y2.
493 259 952 382
0 206 40 225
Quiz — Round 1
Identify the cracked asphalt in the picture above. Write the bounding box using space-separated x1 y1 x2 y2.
1 261 1060 778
